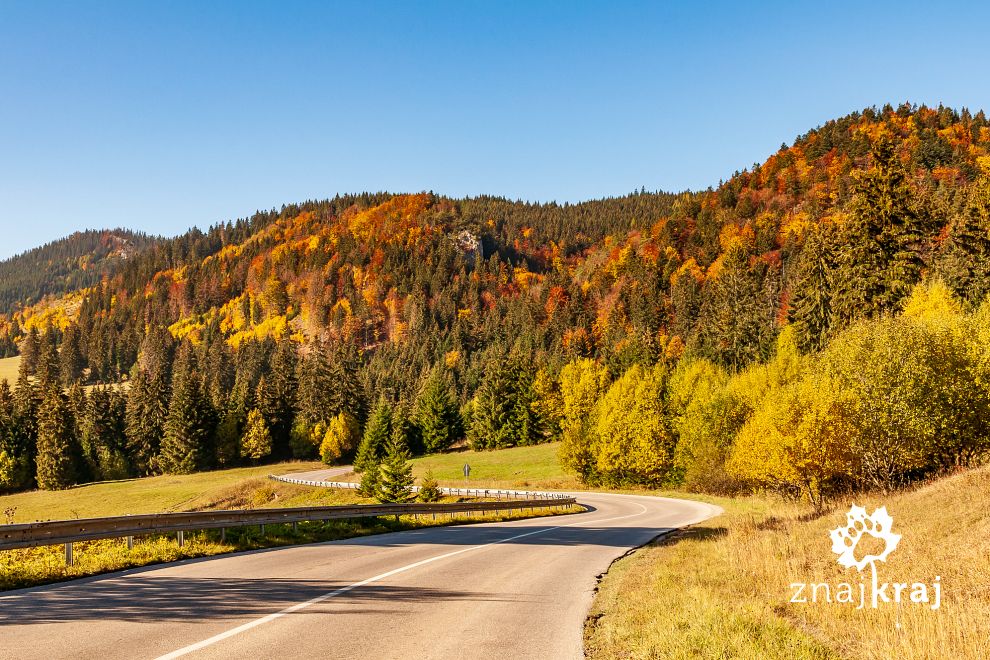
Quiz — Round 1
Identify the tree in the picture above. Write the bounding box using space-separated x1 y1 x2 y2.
375 434 414 503
159 344 213 474
240 408 272 463
937 172 990 304
586 364 675 486
319 412 360 465
557 358 610 480
80 386 128 481
414 368 460 454
358 461 379 497
20 326 39 374
418 470 442 502
35 328 60 388
833 135 927 323
35 386 78 490
789 227 835 352
355 399 392 472
60 324 85 385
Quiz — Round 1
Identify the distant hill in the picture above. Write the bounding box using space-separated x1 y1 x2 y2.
3 102 990 385
0 229 157 315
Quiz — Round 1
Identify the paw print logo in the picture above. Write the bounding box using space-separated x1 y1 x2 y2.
829 504 901 571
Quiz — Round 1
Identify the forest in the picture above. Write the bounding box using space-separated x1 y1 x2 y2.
1 103 989 503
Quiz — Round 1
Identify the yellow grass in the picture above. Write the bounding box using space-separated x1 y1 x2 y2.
586 467 990 659
0 355 19 385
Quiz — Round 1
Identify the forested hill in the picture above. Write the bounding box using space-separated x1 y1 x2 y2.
0 229 157 316
4 102 990 492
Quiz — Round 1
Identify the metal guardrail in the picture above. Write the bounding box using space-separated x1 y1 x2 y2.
270 475 572 501
0 498 577 558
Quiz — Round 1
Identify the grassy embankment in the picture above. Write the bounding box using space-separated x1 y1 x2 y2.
0 459 579 591
586 466 990 660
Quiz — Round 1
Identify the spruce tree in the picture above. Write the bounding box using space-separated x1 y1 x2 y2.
35 386 78 490
833 135 926 323
938 174 990 304
414 368 460 454
159 344 212 474
789 227 835 352
375 434 414 503
417 470 442 502
60 324 85 386
35 328 60 388
20 326 39 374
355 398 392 472
358 460 379 497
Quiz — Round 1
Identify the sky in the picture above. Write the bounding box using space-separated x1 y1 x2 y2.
2 0 990 259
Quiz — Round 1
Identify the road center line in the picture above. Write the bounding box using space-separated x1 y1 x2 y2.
155 502 649 659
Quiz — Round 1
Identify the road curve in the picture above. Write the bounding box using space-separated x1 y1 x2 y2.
0 477 720 660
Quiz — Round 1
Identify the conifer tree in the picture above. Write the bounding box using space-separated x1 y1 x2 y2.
375 434 414 503
358 460 379 497
35 386 78 490
160 344 212 474
35 328 60 388
20 326 39 374
355 398 392 472
938 174 990 304
789 227 835 352
833 135 926 323
240 408 272 463
414 368 460 454
417 470 442 502
60 324 86 385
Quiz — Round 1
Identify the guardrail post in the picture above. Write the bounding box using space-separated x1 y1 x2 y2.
177 530 184 547
292 522 298 534
126 536 134 550
65 542 73 566
220 527 226 543
260 524 265 537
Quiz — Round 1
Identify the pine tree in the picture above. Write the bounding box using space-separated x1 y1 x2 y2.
833 135 927 323
60 324 86 385
125 369 168 475
35 386 78 490
358 460 379 497
938 174 990 304
355 398 392 472
417 470 442 502
375 434 414 503
20 326 39 374
35 328 60 388
240 408 272 463
789 227 835 352
414 368 460 454
159 344 212 474
81 386 129 480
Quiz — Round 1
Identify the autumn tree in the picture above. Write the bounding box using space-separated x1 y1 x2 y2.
240 408 272 463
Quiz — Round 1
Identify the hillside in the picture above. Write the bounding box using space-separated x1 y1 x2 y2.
587 465 990 659
3 102 990 495
0 229 157 350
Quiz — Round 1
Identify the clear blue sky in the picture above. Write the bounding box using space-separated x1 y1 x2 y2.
2 0 989 259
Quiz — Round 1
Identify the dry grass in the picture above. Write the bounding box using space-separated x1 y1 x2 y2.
587 467 990 659
0 355 20 385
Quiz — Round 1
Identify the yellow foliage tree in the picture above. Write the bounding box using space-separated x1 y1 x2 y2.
320 413 361 465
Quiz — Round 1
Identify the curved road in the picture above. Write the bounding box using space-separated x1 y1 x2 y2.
0 474 720 660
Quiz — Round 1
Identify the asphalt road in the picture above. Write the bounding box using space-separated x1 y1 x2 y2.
0 475 721 660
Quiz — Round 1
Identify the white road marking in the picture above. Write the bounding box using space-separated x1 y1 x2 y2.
155 502 649 659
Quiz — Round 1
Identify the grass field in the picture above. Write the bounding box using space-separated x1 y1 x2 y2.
0 355 20 385
0 462 324 523
586 466 990 659
408 442 581 490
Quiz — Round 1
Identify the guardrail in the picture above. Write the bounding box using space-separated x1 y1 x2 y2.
270 475 572 500
0 497 577 565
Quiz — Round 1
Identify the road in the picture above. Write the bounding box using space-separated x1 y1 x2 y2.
0 473 721 660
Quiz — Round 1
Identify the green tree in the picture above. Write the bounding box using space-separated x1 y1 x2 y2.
414 368 460 454
240 408 272 463
159 345 212 474
833 135 927 323
375 434 414 503
418 470 442 502
355 399 392 472
319 412 360 465
59 324 86 386
35 386 78 490
789 227 835 352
